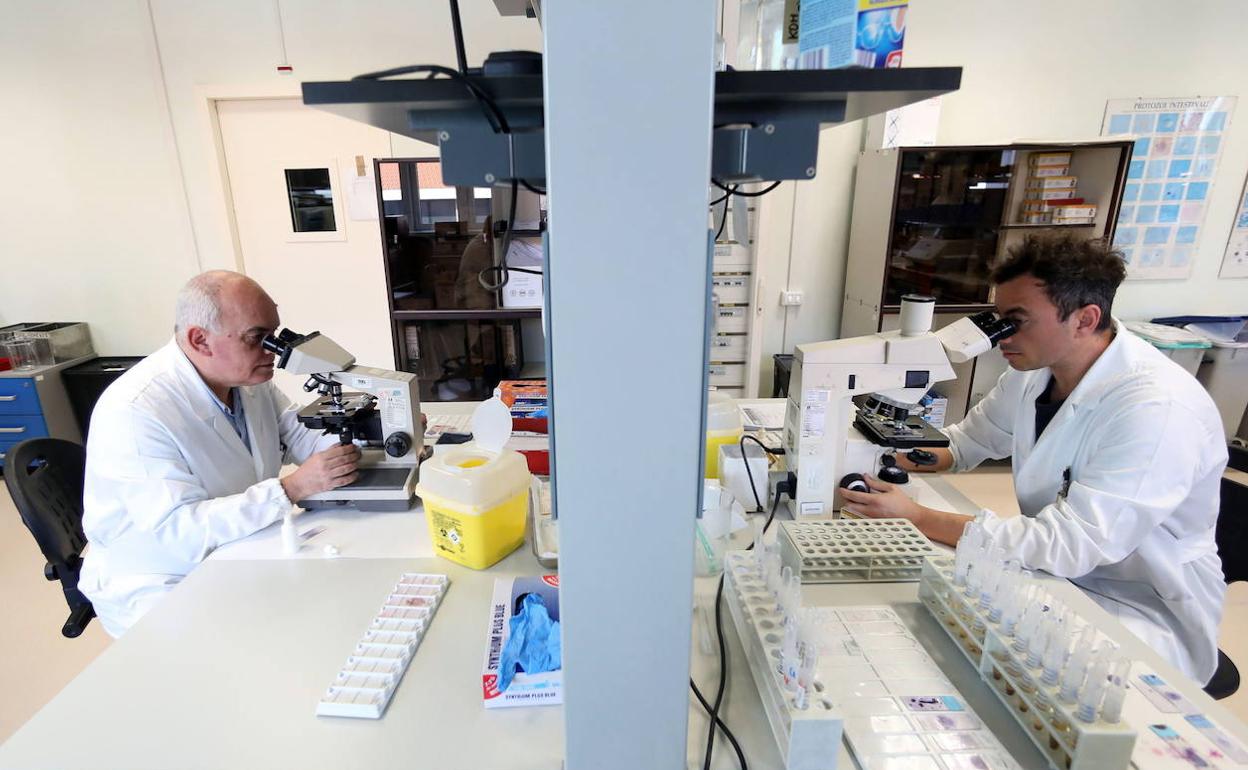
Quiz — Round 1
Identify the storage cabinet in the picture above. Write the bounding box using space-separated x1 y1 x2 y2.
0 357 90 469
843 141 1132 423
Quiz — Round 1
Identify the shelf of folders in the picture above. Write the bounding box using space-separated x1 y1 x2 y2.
918 519 1136 770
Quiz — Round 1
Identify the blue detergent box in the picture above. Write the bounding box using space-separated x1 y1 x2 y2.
799 0 908 69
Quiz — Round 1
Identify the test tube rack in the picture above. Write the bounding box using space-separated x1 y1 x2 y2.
779 519 940 584
316 572 449 719
723 552 844 770
918 557 1136 770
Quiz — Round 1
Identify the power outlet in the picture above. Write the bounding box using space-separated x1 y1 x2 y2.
780 290 803 307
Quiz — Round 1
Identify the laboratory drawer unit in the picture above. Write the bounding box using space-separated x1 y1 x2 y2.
0 356 90 470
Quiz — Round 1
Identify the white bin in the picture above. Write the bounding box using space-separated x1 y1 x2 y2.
1182 318 1248 442
1123 321 1209 378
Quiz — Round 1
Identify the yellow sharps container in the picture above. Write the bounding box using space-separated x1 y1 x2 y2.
705 390 743 479
417 393 532 569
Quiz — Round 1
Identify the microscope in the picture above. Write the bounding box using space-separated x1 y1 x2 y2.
782 295 1015 517
262 328 422 511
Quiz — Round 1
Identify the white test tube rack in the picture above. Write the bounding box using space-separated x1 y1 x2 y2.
723 551 844 770
316 572 450 719
779 519 941 584
918 557 1135 770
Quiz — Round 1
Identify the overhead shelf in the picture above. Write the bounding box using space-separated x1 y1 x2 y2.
303 66 961 185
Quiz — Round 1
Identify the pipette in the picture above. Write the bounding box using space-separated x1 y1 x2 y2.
1059 625 1096 703
1100 655 1132 723
1076 644 1114 723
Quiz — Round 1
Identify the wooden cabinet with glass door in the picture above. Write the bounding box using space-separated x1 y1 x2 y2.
374 158 546 402
843 140 1132 423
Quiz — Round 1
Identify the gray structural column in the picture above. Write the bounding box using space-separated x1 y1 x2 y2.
542 2 718 768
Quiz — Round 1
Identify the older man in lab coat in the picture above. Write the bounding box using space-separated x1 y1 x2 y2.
78 271 361 636
842 234 1228 684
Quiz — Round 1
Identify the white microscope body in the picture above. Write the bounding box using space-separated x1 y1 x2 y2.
782 296 1014 518
264 329 423 511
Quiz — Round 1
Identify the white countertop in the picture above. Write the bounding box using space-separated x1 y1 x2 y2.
2 401 1243 769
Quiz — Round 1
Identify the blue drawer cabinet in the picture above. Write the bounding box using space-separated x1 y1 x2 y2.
0 378 42 414
0 358 90 470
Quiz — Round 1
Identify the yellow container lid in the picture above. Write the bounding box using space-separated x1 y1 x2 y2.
416 391 532 513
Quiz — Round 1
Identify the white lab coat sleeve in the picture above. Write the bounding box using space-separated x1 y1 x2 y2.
943 371 1018 472
87 404 292 568
273 386 337 465
980 394 1207 579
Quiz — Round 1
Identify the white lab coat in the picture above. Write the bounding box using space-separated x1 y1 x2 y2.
945 320 1228 684
78 341 331 636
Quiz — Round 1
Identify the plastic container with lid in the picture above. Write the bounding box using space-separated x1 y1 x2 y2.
706 390 743 479
416 391 532 569
1123 320 1210 377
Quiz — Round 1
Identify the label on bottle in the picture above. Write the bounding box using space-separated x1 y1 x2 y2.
784 0 801 43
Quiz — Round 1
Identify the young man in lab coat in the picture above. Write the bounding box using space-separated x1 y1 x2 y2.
78 271 361 636
840 235 1229 685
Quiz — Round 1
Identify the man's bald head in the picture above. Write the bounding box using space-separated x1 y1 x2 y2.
174 271 281 396
175 270 271 334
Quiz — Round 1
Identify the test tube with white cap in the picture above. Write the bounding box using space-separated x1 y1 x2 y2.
1059 625 1096 703
1076 644 1115 723
953 520 982 587
1012 591 1047 653
977 547 1007 610
1100 655 1132 723
993 561 1023 626
1041 615 1071 686
778 566 794 613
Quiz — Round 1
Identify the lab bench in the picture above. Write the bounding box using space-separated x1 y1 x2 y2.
1 402 1243 769
0 355 93 470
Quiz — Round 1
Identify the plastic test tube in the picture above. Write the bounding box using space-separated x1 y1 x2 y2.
778 566 794 612
1041 613 1070 685
978 547 1007 610
784 570 802 617
1076 644 1114 723
751 518 766 563
953 520 982 587
1012 592 1047 652
993 561 1023 626
1059 625 1096 703
1100 656 1132 723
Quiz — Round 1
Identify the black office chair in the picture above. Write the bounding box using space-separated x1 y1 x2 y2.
4 438 95 638
1206 460 1248 699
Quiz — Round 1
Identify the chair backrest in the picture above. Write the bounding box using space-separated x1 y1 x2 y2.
1218 470 1248 584
4 438 89 591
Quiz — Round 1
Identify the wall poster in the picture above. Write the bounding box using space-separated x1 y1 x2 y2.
1100 96 1236 280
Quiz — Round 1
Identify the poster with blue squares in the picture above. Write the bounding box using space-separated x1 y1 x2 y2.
1102 96 1236 280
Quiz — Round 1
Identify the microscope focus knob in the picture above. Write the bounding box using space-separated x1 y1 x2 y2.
385 432 412 458
877 454 910 485
906 448 938 467
839 473 870 494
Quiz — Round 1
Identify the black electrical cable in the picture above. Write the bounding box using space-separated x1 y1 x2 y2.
712 180 784 198
478 178 542 290
714 190 732 242
448 0 468 73
737 433 773 513
520 179 546 196
690 679 748 770
698 487 786 770
352 64 509 135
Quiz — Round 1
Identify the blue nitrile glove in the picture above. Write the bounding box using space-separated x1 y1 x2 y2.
498 593 563 692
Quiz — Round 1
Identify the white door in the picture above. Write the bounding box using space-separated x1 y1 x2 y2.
216 98 396 402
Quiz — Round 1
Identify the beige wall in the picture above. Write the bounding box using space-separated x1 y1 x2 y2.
0 0 541 355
